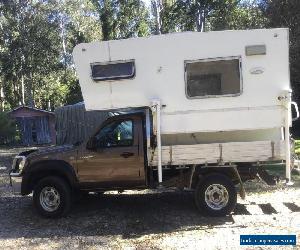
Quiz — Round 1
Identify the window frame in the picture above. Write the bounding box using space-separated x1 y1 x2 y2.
184 56 243 99
90 59 136 81
93 119 135 149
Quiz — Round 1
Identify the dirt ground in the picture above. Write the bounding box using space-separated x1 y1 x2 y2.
0 147 300 250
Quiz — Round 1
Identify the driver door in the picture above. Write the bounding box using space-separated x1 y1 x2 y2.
77 116 145 188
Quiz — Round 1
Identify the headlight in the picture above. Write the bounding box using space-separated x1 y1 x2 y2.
18 158 26 172
12 156 27 173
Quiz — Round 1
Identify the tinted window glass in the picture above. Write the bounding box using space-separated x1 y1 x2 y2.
94 120 133 148
91 61 135 81
186 59 240 98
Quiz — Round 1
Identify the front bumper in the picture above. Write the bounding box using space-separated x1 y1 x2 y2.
9 172 22 195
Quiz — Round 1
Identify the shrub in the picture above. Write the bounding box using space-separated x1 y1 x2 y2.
0 112 16 144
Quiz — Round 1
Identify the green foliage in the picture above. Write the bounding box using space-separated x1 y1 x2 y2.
151 0 267 33
210 0 267 30
259 0 300 137
92 0 150 40
0 112 16 144
63 71 83 106
0 0 100 111
117 0 150 38
260 0 300 98
294 140 300 155
0 1 61 108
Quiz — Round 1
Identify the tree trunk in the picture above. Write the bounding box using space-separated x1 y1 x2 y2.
152 0 162 34
26 72 34 108
21 75 25 105
0 84 4 111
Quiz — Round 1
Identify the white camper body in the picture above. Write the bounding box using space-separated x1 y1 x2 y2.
73 28 298 182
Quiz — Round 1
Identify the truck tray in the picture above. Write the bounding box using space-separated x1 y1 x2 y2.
149 140 285 166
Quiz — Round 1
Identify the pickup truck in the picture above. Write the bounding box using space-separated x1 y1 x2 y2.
9 110 279 218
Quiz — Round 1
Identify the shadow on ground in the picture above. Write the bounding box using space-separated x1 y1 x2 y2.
0 191 242 240
2 190 298 241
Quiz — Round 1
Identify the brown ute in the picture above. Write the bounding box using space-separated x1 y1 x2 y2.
10 113 151 218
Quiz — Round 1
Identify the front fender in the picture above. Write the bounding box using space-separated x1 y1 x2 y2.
21 160 78 195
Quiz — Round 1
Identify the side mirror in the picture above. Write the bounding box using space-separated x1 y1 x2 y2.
86 137 96 150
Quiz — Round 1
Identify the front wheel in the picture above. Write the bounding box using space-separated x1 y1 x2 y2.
194 173 237 216
33 176 72 218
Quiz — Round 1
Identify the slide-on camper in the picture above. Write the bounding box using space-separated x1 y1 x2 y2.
10 29 299 218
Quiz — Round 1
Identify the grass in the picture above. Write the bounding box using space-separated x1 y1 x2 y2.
243 139 300 193
263 164 300 180
294 140 300 155
243 163 300 194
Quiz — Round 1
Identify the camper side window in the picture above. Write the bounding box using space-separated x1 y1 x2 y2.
185 58 241 98
91 60 135 81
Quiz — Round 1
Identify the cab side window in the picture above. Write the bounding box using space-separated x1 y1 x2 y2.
94 120 133 148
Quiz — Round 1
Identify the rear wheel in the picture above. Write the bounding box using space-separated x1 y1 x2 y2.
33 176 72 218
194 173 237 216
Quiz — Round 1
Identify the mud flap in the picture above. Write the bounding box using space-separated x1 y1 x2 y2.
232 167 246 200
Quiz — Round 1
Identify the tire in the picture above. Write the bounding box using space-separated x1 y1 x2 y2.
33 176 72 218
194 173 237 217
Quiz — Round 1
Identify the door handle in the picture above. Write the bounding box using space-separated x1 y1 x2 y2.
120 152 134 158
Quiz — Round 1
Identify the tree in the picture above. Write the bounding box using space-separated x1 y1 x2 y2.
260 0 300 136
117 0 150 38
45 0 102 107
0 0 101 110
260 0 300 94
210 0 267 31
151 0 258 34
92 0 150 40
0 111 16 144
0 0 61 108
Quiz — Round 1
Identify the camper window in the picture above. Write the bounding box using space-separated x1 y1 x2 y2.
91 60 135 81
185 58 241 98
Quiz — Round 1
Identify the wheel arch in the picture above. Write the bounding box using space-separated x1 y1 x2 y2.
22 160 78 195
191 166 240 188
190 165 245 199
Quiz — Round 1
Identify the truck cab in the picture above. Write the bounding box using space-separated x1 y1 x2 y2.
76 113 147 189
